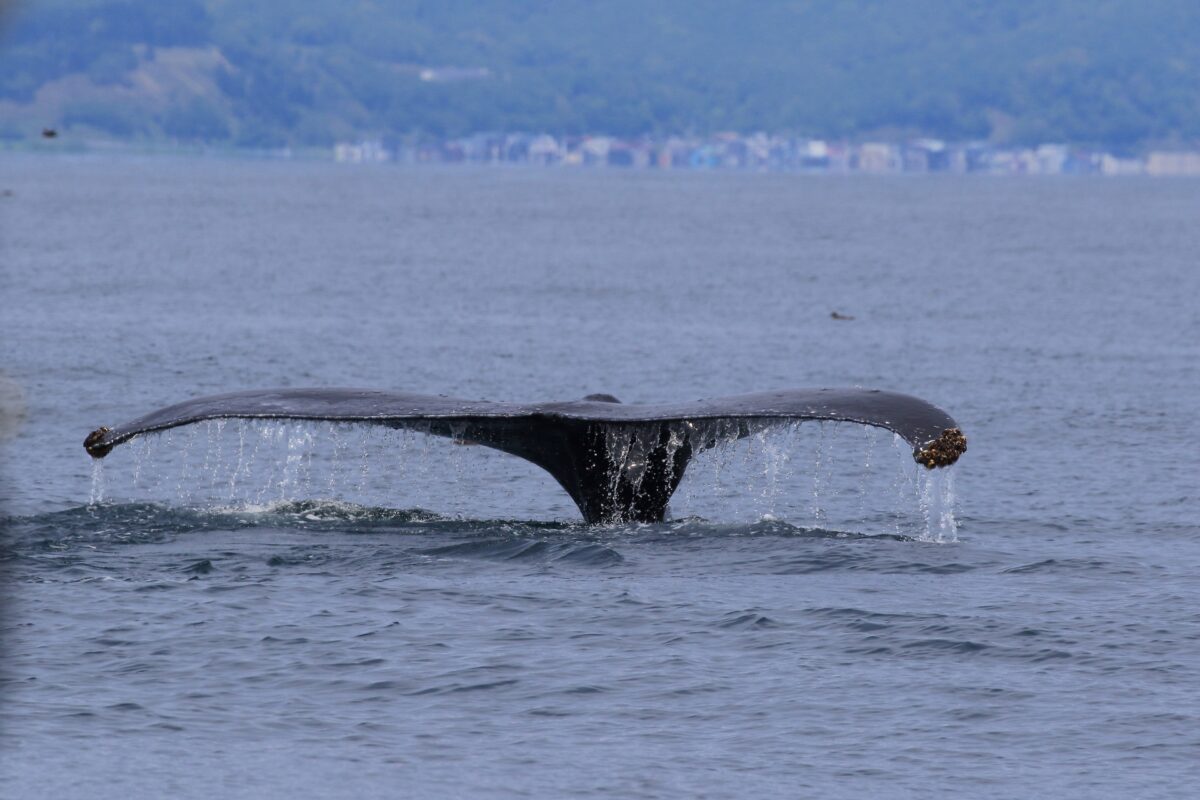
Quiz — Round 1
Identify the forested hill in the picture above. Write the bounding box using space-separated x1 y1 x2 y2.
2 0 1198 149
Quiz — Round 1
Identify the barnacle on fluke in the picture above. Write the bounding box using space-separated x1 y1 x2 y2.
914 427 967 469
83 426 114 458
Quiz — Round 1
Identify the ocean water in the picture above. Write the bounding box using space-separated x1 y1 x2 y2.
1 156 1198 799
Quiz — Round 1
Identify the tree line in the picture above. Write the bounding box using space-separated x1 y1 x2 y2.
1 0 1196 151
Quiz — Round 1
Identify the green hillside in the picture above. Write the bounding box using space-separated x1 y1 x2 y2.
1 0 1197 148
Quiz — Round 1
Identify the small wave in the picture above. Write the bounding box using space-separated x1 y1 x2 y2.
775 550 976 575
717 609 780 629
406 678 522 696
6 500 449 530
1 501 524 547
651 516 916 542
806 606 933 626
4 501 948 542
1002 557 1121 574
901 637 990 654
418 537 624 567
3 502 965 576
200 499 455 528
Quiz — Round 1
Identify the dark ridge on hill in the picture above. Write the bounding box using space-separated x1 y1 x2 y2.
1 0 1197 149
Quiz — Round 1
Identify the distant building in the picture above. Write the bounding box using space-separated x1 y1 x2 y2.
580 137 612 166
962 144 992 173
906 139 953 172
661 137 698 169
945 146 968 174
799 139 830 171
1100 154 1144 176
607 141 651 168
329 130 1200 179
902 144 930 173
744 133 771 168
1035 144 1069 175
825 141 853 172
333 140 390 164
856 143 901 174
502 133 532 162
1013 149 1040 174
689 144 719 169
1060 150 1097 174
527 134 560 166
1146 152 1200 176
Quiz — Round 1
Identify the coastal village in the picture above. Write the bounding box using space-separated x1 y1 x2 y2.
334 133 1200 176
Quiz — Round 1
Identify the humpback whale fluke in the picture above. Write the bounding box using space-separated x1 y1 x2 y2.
84 388 966 524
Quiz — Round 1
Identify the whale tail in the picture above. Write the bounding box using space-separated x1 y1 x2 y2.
84 387 966 523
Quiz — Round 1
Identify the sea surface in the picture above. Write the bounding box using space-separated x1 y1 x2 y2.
1 156 1198 799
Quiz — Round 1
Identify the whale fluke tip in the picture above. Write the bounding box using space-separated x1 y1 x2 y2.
84 426 114 458
913 427 967 469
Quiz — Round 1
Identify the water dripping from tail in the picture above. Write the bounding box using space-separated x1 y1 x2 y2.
916 465 959 543
89 459 106 504
810 421 830 526
82 414 964 534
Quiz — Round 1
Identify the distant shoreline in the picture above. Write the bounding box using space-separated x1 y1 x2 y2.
4 137 1200 178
